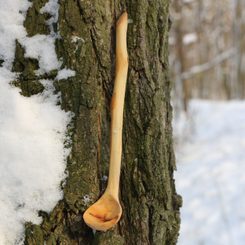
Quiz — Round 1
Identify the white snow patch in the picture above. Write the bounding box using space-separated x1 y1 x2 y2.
0 0 31 68
40 0 59 21
71 36 85 43
0 0 72 244
0 69 71 244
21 35 61 73
175 100 245 245
183 33 197 45
183 0 195 3
56 68 76 80
82 195 91 205
40 0 59 35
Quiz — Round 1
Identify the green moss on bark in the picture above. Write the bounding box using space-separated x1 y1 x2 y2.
24 0 50 36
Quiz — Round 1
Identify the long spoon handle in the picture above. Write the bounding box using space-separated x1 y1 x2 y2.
106 12 128 198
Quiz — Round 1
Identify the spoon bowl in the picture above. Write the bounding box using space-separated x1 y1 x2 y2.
83 193 122 231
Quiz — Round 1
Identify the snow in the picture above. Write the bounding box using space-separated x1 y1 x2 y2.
0 70 71 244
40 0 59 35
56 68 76 80
21 35 61 73
0 0 30 68
71 35 85 43
0 0 72 244
183 33 197 45
40 0 59 21
175 100 245 245
183 0 195 3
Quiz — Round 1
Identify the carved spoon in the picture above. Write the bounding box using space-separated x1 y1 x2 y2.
83 12 128 231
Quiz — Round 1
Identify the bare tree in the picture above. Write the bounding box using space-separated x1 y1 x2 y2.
170 0 244 112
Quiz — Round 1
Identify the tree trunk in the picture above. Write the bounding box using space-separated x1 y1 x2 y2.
16 0 181 244
174 0 189 112
235 0 245 98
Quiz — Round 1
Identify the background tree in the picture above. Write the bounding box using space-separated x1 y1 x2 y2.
15 0 181 244
170 0 245 112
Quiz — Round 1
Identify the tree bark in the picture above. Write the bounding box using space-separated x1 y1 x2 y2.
235 0 245 98
16 0 181 244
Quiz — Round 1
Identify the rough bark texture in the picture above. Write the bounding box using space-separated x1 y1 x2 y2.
15 0 181 244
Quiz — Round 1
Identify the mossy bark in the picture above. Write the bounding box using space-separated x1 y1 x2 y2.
16 0 181 244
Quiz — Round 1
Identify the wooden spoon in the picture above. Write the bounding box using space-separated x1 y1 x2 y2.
83 12 128 232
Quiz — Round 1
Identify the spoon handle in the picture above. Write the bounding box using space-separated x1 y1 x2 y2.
106 12 128 198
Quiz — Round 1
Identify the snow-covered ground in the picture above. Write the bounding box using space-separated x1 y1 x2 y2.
0 1 74 244
175 100 245 245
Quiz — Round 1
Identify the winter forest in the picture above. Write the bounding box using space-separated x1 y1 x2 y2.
0 0 244 244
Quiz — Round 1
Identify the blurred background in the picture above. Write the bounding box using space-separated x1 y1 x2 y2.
170 0 245 244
